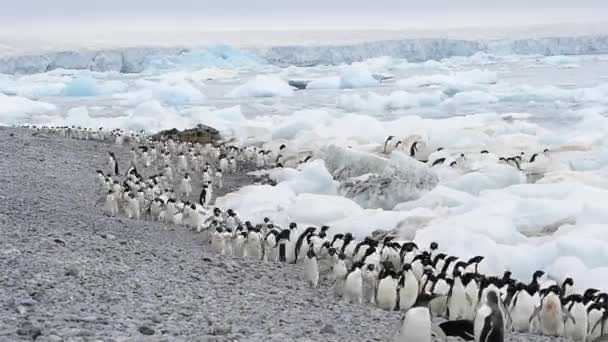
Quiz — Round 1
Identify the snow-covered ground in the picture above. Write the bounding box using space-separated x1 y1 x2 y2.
2 35 608 292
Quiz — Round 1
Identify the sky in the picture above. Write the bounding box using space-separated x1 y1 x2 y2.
2 0 608 31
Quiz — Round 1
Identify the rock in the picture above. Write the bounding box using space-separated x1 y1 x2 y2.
151 124 221 145
320 324 336 334
16 321 42 339
138 326 155 336
65 267 79 277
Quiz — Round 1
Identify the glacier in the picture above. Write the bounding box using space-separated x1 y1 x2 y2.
1 35 608 75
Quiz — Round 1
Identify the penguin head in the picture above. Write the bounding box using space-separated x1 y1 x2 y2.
289 222 297 230
429 242 439 251
486 290 500 307
264 217 270 223
532 270 545 283
467 255 484 265
321 225 330 232
584 288 600 302
562 277 574 288
328 247 337 256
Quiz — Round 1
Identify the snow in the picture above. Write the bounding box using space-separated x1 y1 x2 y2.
0 93 57 125
227 75 293 98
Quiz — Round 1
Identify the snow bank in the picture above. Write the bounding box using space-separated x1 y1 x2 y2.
227 75 293 98
321 146 439 209
63 75 99 96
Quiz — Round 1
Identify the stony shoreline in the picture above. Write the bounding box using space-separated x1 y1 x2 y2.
0 127 569 342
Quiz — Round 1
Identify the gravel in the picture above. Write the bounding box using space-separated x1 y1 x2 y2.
0 127 568 342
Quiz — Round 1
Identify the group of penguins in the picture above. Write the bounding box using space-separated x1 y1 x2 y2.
23 125 606 342
382 135 558 176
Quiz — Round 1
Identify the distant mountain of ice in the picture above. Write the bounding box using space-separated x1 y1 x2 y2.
1 35 608 74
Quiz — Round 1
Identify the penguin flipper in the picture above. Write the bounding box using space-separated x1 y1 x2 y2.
479 315 493 342
430 322 447 339
528 305 542 325
561 306 576 325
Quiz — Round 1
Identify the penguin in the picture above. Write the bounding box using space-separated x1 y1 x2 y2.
245 226 263 259
563 294 588 342
292 227 316 264
103 190 118 217
376 267 399 311
303 246 319 288
332 253 348 298
108 152 119 175
361 262 380 305
343 261 364 305
529 285 574 337
587 302 607 342
277 226 292 262
215 168 223 189
474 290 504 342
397 263 419 312
199 185 210 207
384 135 395 154
263 229 279 261
180 173 192 198
509 281 539 333
393 307 434 342
447 268 470 320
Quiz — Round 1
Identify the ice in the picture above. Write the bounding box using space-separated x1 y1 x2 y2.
272 160 339 195
0 93 57 125
63 75 99 96
2 35 608 75
338 90 444 112
306 77 341 90
287 194 363 226
227 75 293 98
338 64 379 89
321 146 439 209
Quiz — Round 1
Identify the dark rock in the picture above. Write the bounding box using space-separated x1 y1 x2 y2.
138 326 155 335
320 324 336 334
65 267 78 277
151 124 221 145
53 238 65 246
288 80 310 90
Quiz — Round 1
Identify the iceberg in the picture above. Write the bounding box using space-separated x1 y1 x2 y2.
1 35 608 75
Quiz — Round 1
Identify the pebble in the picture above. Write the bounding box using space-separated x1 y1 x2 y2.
138 326 155 336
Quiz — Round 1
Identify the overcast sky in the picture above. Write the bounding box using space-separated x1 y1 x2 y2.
1 0 607 31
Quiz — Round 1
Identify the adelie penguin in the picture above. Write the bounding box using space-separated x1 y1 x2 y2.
393 306 446 342
376 266 399 311
303 246 319 288
276 224 293 262
108 151 119 175
292 226 316 264
474 290 504 342
529 285 575 337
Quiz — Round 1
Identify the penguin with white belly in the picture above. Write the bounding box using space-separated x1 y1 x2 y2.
343 261 364 305
393 306 447 342
529 285 575 337
376 266 399 311
332 253 348 298
563 294 588 342
303 246 319 288
447 268 470 320
397 263 419 312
